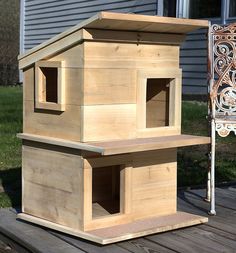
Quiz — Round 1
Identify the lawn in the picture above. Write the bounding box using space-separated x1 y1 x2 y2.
0 86 236 208
0 86 22 207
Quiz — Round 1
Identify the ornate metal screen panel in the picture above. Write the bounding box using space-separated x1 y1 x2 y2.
209 23 236 137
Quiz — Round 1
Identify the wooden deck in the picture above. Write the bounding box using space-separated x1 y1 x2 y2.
0 185 235 253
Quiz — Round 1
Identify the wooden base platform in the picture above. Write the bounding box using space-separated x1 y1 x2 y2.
17 212 208 245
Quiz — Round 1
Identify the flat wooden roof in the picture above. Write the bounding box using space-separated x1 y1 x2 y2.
18 11 209 63
18 133 210 156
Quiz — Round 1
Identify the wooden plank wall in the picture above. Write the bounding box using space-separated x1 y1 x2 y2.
22 141 84 230
82 40 180 142
83 148 177 231
23 44 83 141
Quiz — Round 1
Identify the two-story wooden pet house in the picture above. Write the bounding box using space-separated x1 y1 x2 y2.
17 12 210 244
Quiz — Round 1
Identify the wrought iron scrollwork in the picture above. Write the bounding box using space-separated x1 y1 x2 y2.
210 23 236 137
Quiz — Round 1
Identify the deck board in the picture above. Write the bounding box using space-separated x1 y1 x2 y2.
0 185 235 252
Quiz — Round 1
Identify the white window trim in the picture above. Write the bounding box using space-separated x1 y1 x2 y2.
177 0 189 18
226 0 236 19
158 0 189 18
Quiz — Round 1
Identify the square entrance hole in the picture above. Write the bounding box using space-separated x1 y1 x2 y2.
92 165 121 219
146 78 171 128
40 67 58 103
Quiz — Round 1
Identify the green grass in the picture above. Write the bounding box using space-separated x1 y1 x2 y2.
0 88 235 207
0 86 22 207
179 101 236 186
0 86 22 170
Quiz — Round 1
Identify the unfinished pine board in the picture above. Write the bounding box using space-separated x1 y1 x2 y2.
18 133 210 155
82 149 176 231
84 29 186 45
89 135 210 155
136 68 181 137
82 159 132 231
87 12 209 33
83 42 179 69
18 11 211 244
49 44 84 68
131 149 177 220
35 60 65 111
23 67 34 102
24 100 81 141
83 68 136 105
18 211 208 245
19 29 85 70
82 104 136 142
23 66 82 140
22 143 83 230
24 64 83 106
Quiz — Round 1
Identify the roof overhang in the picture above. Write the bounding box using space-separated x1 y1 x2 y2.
18 11 209 70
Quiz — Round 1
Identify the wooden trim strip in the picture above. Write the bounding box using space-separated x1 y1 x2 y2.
17 133 105 154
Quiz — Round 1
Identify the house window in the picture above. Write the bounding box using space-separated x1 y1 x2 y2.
163 0 177 17
229 0 236 17
188 0 221 19
35 61 65 111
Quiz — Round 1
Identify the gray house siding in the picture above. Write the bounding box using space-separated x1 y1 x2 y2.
22 1 236 93
23 0 157 50
180 28 208 94
181 16 236 94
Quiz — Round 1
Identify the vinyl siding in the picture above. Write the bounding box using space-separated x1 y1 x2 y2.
180 28 208 94
22 1 236 94
180 17 236 94
23 0 157 50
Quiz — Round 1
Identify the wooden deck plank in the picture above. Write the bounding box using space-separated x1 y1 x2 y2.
228 185 236 193
178 189 236 222
178 189 236 235
0 185 235 252
0 235 20 253
172 227 236 252
50 231 131 253
0 209 85 253
147 231 212 253
117 238 177 253
0 231 31 253
190 188 236 210
199 225 236 241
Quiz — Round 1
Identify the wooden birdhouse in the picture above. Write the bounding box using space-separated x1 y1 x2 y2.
18 12 210 244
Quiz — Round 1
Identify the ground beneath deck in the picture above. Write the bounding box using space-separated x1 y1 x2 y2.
0 185 235 253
